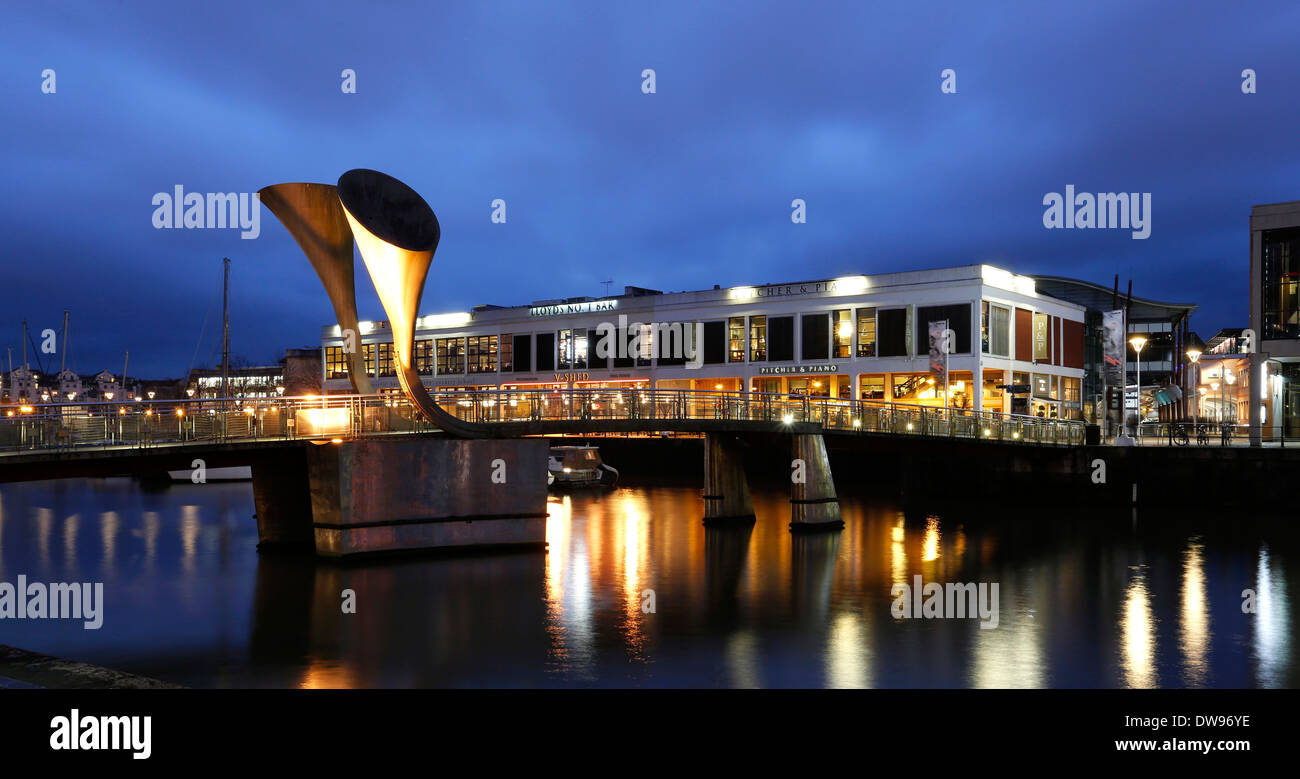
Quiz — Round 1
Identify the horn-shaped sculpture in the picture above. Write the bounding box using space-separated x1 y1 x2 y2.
257 183 373 395
261 170 486 438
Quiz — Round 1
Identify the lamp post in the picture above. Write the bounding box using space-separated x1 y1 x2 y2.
1186 342 1202 422
1129 335 1147 441
1225 369 1236 438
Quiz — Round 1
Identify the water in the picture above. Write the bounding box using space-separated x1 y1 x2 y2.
0 477 1294 688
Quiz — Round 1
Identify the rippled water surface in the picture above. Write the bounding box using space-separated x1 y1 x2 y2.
0 478 1294 688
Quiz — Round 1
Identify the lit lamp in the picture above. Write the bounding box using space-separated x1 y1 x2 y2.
104 392 113 401
147 390 156 400
275 385 285 396
186 387 195 398
67 392 76 401
1224 369 1236 429
1185 339 1203 421
1129 335 1148 438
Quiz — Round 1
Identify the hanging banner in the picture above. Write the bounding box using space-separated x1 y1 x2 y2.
1102 309 1125 388
928 319 948 383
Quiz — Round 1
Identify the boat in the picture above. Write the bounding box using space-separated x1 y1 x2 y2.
167 465 252 482
547 444 618 489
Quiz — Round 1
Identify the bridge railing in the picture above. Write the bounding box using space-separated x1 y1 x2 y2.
0 389 1084 454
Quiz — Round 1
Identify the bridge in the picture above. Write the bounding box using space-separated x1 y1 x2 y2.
0 388 1083 558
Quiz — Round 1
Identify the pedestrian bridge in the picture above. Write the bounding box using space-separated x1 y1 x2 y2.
0 389 1084 557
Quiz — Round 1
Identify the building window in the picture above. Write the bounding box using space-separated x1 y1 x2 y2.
636 324 653 367
558 329 588 370
859 374 885 400
325 346 349 379
856 308 876 357
986 303 1010 356
728 316 746 363
877 309 908 357
362 343 376 377
467 335 498 373
415 339 433 375
801 313 829 361
1063 376 1080 403
1262 227 1300 339
833 309 852 359
500 334 513 372
750 315 767 361
436 337 465 375
376 342 396 377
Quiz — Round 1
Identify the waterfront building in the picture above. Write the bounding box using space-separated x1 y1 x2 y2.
1030 276 1197 424
1250 200 1300 442
319 264 1089 419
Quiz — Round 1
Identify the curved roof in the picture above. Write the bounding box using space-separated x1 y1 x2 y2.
1030 275 1197 319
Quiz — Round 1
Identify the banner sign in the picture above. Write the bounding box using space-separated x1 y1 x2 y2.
928 320 948 383
1102 310 1125 387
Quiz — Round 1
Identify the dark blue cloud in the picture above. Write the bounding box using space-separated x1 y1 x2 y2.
2 0 1297 376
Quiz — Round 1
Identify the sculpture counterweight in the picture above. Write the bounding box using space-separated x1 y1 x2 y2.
261 169 486 438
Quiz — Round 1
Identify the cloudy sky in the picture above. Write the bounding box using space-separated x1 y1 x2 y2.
2 0 1297 377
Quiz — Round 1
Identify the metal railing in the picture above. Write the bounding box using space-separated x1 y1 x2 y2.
0 389 1085 454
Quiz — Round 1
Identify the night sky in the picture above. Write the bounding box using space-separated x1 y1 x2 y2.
2 1 1297 378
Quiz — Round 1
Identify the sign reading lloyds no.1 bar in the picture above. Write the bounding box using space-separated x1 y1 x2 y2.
758 364 839 375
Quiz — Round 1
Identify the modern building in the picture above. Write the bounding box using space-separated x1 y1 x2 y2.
319 264 1089 419
1031 276 1197 424
1249 200 1300 442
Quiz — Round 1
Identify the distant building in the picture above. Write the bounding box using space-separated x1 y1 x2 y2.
282 348 321 396
1031 276 1197 423
1205 328 1248 355
6 367 38 403
1249 200 1300 442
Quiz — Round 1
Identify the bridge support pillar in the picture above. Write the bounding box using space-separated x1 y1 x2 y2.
306 437 549 558
252 448 315 551
790 434 843 532
702 433 755 525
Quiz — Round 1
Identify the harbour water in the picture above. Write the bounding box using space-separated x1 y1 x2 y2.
0 477 1294 688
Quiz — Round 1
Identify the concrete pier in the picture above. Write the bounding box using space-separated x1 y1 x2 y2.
702 432 755 525
252 447 316 550
790 434 843 532
305 437 549 558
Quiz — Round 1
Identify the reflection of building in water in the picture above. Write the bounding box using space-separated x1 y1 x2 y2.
1179 538 1210 687
1254 545 1291 688
1120 566 1158 689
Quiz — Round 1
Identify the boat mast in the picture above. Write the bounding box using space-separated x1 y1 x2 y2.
222 257 230 399
60 309 69 374
21 321 27 370
122 351 129 398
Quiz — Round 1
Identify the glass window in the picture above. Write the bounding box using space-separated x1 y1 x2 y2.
500 334 513 372
376 342 396 377
362 343 376 377
325 346 349 379
833 309 852 359
467 335 498 373
436 337 465 375
856 308 876 357
415 339 433 375
728 316 746 362
750 316 767 362
859 374 885 400
558 329 588 370
989 304 1010 356
1262 227 1300 339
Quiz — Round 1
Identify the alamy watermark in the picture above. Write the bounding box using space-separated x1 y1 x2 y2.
891 575 999 629
0 575 104 629
1043 185 1150 240
151 186 260 239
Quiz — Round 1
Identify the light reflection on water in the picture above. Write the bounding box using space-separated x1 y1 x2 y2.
0 477 1295 688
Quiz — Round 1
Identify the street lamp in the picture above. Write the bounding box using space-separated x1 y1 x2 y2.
1225 369 1236 434
1186 342 1202 421
1129 335 1148 440
186 387 195 398
147 390 156 400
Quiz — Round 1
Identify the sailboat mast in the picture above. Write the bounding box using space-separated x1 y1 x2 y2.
21 321 28 370
123 351 129 398
221 257 230 399
60 310 69 373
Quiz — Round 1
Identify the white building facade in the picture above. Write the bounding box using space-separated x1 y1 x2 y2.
320 264 1088 419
